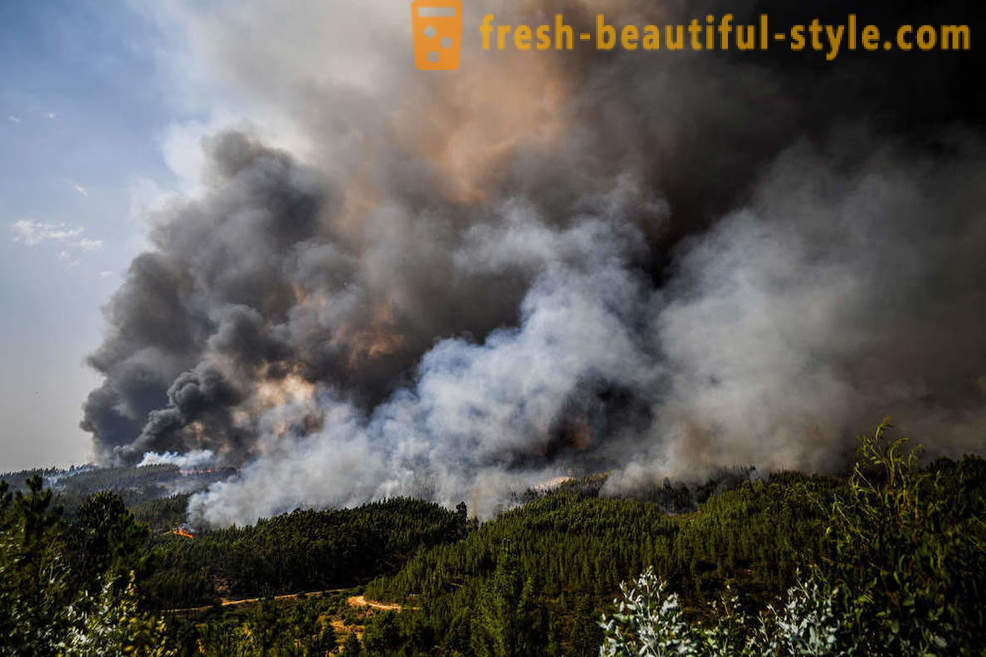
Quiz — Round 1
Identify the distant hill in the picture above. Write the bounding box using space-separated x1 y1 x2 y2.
0 463 234 512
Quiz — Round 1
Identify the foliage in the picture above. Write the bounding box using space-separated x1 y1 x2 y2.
599 567 701 657
131 494 193 533
469 545 546 657
597 421 986 657
3 421 986 656
62 572 177 657
67 491 151 596
342 631 363 655
144 497 467 607
754 577 846 657
598 568 850 657
0 476 73 657
819 420 986 656
0 478 177 657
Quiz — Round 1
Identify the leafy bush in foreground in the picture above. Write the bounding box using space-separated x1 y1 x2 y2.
599 568 848 657
600 421 986 657
819 420 986 655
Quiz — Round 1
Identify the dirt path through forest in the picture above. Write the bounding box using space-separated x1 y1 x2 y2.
164 589 408 615
346 595 404 611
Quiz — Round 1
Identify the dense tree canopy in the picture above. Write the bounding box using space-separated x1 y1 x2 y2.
1 423 984 656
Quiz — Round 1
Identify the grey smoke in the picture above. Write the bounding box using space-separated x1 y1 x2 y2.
83 0 985 525
607 141 986 494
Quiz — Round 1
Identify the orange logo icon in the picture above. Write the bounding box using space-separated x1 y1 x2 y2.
411 0 462 70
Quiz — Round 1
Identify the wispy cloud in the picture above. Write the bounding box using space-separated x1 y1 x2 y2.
9 220 105 264
73 183 89 197
11 219 84 246
7 115 21 124
56 250 80 267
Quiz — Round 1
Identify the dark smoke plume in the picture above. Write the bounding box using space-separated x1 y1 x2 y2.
83 0 986 524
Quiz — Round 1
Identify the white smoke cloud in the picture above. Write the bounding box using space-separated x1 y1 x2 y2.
139 448 215 470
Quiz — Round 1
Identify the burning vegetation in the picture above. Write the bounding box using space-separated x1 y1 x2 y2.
171 523 195 539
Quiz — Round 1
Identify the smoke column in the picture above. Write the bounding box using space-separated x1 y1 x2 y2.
82 0 986 524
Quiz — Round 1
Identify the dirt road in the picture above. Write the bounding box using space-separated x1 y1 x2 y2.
164 588 348 615
165 589 409 615
346 595 403 611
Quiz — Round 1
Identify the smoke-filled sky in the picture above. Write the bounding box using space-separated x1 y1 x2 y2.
2 0 985 522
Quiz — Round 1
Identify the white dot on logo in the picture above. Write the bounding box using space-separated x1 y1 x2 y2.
423 26 437 39
427 51 439 63
440 37 453 49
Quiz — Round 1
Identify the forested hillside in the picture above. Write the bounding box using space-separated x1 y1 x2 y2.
1 423 984 655
369 472 840 607
143 498 468 607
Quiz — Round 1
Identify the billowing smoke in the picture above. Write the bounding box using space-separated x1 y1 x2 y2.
83 0 985 525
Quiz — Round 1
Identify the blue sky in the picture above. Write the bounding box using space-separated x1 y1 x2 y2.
0 0 406 471
0 0 188 470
